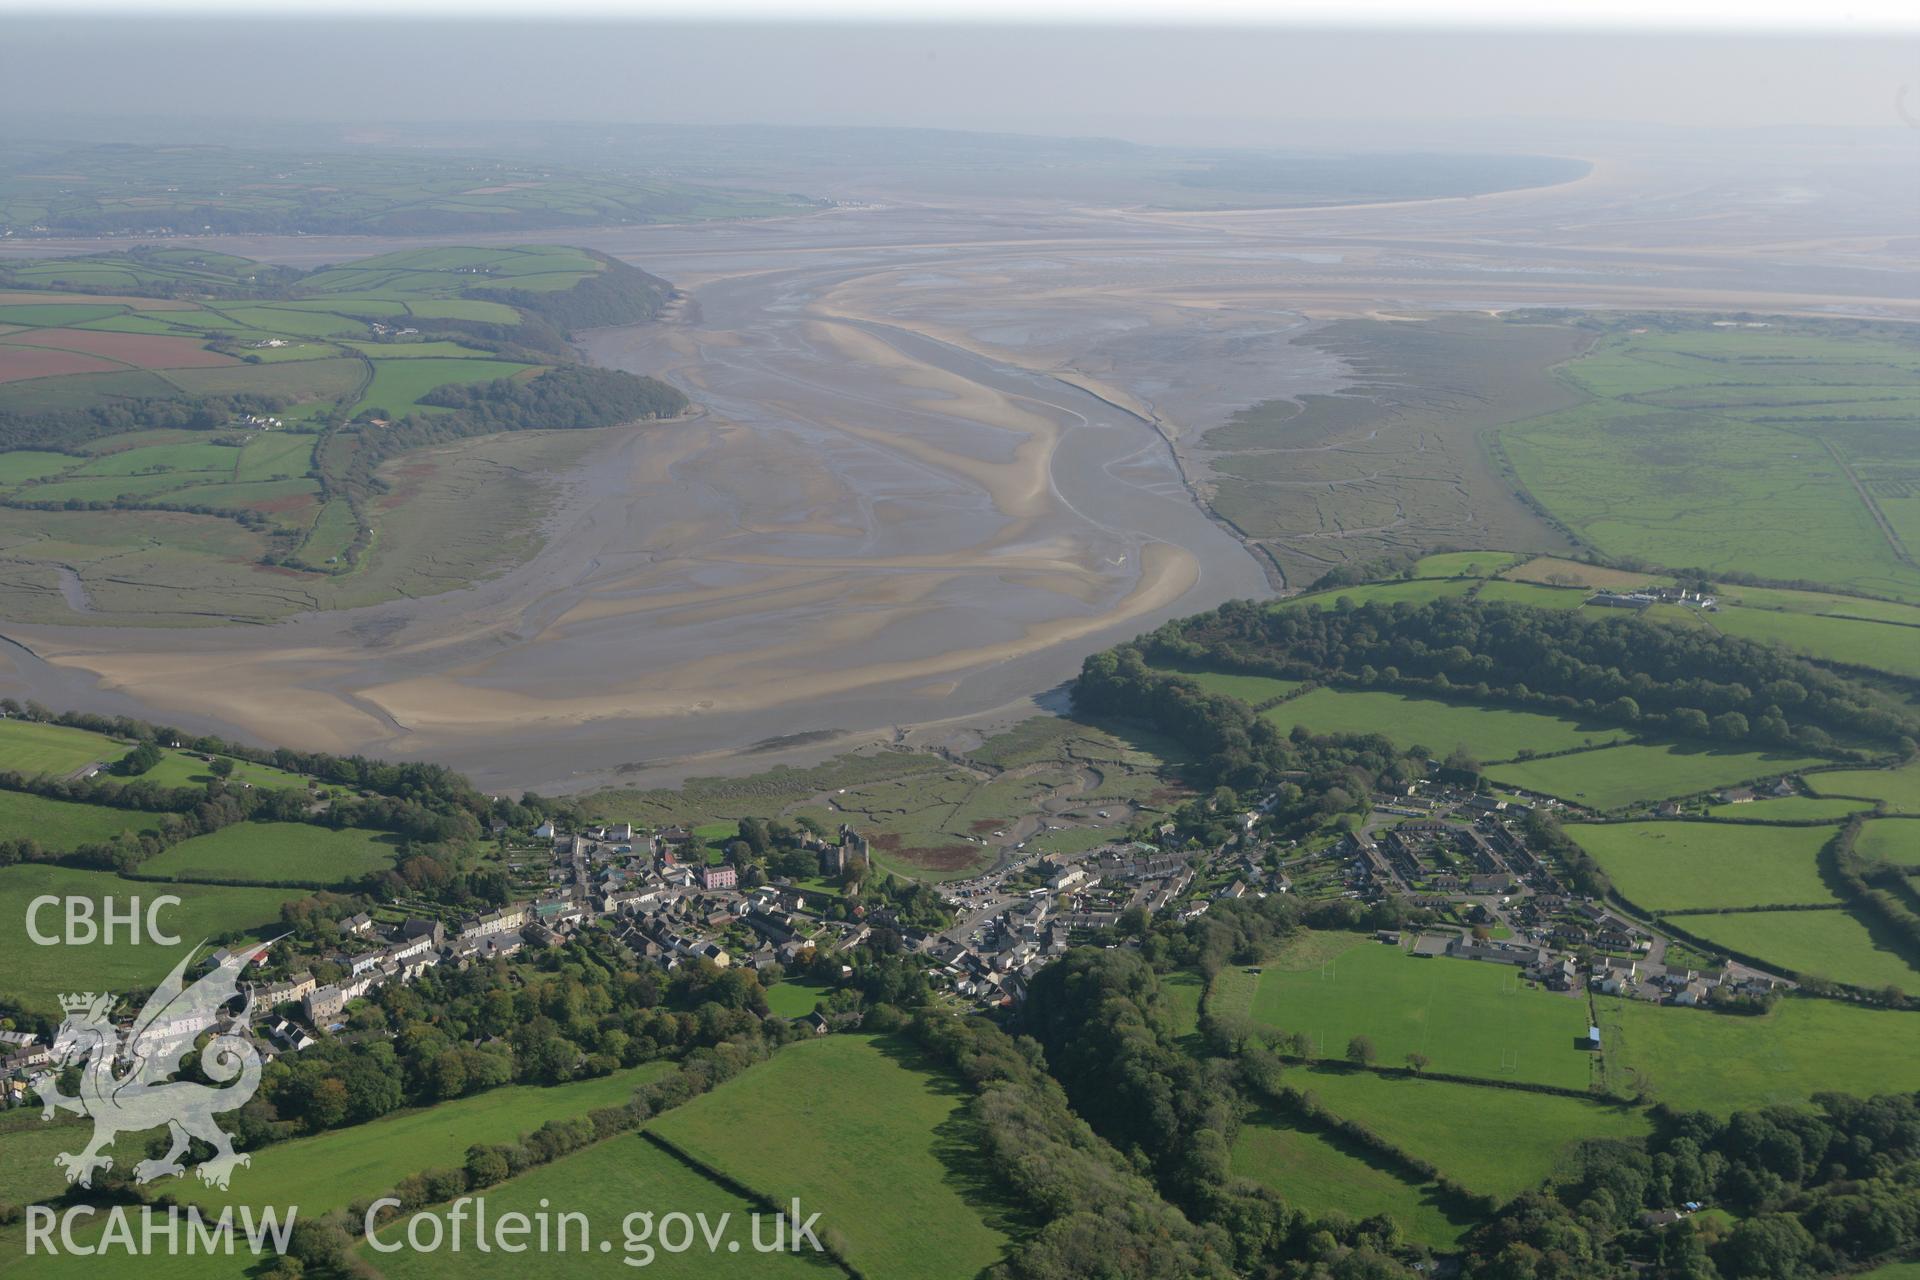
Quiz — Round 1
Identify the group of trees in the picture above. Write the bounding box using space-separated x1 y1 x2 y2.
906 1006 1244 1280
0 247 686 584
468 252 672 332
405 364 686 436
1134 597 1918 756
1082 594 1920 794
0 704 508 910
1019 898 1920 1280
1015 939 1430 1279
1464 1091 1920 1279
721 813 822 883
1075 645 1430 825
222 930 798 1150
1825 818 1920 994
5 702 487 812
0 391 292 454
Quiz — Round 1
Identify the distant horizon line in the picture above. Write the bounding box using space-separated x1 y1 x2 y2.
1 4 1918 35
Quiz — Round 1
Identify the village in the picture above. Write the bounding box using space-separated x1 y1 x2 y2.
0 766 1797 1100
1341 776 1791 1014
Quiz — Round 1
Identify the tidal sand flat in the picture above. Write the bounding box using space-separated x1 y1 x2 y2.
6 161 1920 790
2 225 1269 789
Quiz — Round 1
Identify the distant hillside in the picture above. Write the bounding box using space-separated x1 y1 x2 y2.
469 252 673 333
0 141 821 237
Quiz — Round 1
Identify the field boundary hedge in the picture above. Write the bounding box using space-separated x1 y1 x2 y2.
1269 1054 1603 1102
1661 902 1846 918
1823 817 1920 988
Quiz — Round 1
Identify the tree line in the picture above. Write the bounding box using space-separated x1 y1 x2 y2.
468 252 672 333
0 391 292 454
1465 1090 1920 1279
1088 596 1918 770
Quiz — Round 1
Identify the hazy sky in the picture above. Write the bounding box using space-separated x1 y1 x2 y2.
4 18 1918 141
7 0 1919 25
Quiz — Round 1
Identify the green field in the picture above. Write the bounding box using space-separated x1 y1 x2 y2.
1281 578 1478 611
1485 741 1826 810
1501 323 1920 601
0 243 682 627
0 144 813 239
1703 795 1874 823
342 339 501 359
365 1132 839 1279
1238 941 1597 1090
0 450 76 484
0 863 299 1010
138 820 402 886
1597 993 1920 1111
69 441 237 477
1471 580 1593 611
1287 1066 1650 1202
1714 582 1920 626
135 748 311 791
234 430 316 482
175 1063 675 1218
1675 908 1920 991
1857 820 1919 866
1567 821 1836 910
1163 968 1206 1045
1853 1263 1920 1280
1706 605 1920 680
1231 1111 1471 1250
762 978 834 1018
1810 761 1920 814
1411 551 1528 578
1264 687 1625 760
1147 663 1302 705
0 1112 88 1208
405 298 522 324
0 718 124 776
0 1224 254 1280
351 356 535 417
0 788 168 850
648 1035 1017 1278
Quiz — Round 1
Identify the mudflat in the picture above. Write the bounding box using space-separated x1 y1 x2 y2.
3 146 1917 791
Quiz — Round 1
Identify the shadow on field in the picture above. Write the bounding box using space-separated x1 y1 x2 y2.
1253 1084 1481 1233
870 1035 1044 1276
